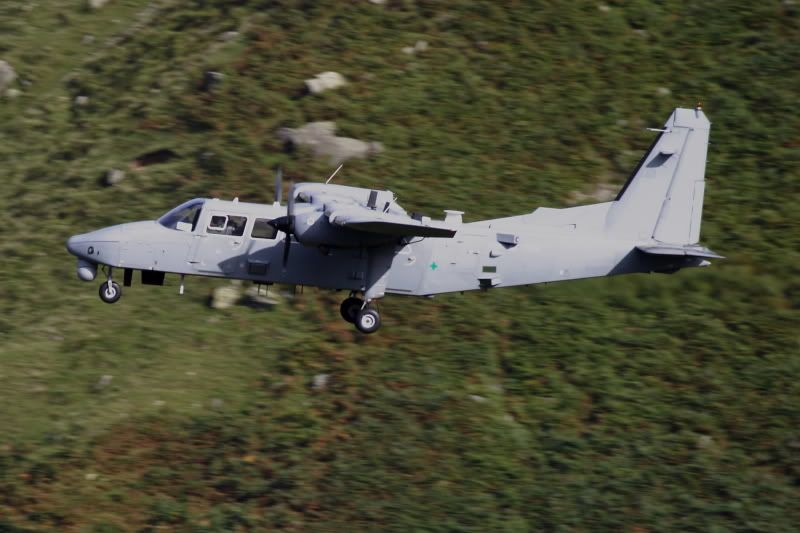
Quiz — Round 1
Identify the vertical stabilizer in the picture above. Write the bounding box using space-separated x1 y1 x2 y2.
606 107 711 244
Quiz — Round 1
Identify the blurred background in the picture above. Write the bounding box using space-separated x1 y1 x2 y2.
0 0 798 530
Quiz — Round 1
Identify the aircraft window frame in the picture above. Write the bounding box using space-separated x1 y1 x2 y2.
207 214 248 237
158 199 205 232
251 218 278 240
207 215 228 233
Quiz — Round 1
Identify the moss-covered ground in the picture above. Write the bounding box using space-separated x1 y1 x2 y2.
0 1 798 530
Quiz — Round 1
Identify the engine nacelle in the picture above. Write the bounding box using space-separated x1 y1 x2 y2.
293 211 394 248
77 259 97 281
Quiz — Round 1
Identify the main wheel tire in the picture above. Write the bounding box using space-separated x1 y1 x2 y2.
340 297 363 324
355 307 381 334
99 281 122 304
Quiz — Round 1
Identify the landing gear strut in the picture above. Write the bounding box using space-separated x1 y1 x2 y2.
99 267 122 303
339 294 381 334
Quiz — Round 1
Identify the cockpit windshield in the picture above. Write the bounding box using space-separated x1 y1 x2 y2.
158 198 206 231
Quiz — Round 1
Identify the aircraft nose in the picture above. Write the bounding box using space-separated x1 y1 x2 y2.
66 235 82 256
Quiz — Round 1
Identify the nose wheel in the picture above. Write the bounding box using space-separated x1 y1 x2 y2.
99 280 122 303
339 295 382 334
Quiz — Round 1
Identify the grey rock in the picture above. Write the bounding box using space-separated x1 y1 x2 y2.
82 34 96 45
243 285 280 307
312 374 330 391
210 284 241 309
88 0 111 9
656 86 671 96
210 398 224 409
0 60 17 93
4 88 21 99
219 31 240 41
402 40 429 55
697 435 714 449
304 71 346 94
278 122 383 165
569 183 617 204
97 374 113 389
369 0 387 4
74 95 90 107
469 394 487 403
202 71 225 92
105 169 125 186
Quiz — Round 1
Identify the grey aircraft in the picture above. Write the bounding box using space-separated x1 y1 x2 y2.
66 107 722 334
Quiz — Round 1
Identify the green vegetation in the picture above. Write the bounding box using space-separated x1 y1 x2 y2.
1 0 798 530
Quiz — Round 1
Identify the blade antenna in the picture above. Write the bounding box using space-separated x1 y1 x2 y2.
325 164 343 184
274 166 283 204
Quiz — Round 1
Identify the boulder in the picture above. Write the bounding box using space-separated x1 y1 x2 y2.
210 283 241 309
0 60 17 94
278 121 383 165
105 169 125 186
312 374 330 391
87 0 111 9
202 71 225 92
402 40 429 55
243 285 280 307
304 71 346 94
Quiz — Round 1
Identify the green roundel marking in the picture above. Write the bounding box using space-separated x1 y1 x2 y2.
430 262 439 271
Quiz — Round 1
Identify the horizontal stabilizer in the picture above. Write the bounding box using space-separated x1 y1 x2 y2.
636 244 724 259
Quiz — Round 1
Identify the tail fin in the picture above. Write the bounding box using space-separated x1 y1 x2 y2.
606 107 710 244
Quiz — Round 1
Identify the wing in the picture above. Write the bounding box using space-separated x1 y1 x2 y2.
636 244 724 259
329 208 456 238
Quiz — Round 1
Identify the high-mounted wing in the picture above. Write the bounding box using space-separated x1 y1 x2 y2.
329 208 456 238
636 244 724 259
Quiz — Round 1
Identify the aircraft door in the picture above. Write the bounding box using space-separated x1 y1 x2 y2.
189 212 248 274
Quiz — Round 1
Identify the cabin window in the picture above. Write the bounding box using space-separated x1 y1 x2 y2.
251 218 278 239
207 215 247 236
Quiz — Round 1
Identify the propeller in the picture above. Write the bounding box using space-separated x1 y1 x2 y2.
269 181 295 268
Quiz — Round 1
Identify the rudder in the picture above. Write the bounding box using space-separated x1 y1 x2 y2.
606 107 711 245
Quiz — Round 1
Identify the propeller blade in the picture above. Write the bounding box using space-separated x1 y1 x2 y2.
282 234 291 268
274 166 283 204
287 181 295 218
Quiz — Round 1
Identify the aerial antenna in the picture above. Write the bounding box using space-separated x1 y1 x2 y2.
325 164 343 184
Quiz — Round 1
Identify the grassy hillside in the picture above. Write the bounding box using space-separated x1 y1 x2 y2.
1 0 798 530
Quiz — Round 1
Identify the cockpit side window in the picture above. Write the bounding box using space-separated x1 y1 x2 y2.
158 199 205 231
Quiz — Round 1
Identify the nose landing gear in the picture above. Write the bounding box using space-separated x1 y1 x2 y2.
98 267 122 304
339 294 382 334
99 280 122 303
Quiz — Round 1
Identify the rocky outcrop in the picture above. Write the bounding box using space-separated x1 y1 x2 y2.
278 121 383 165
304 72 346 94
0 60 17 94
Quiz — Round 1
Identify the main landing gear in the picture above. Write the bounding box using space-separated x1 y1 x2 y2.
339 294 382 334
